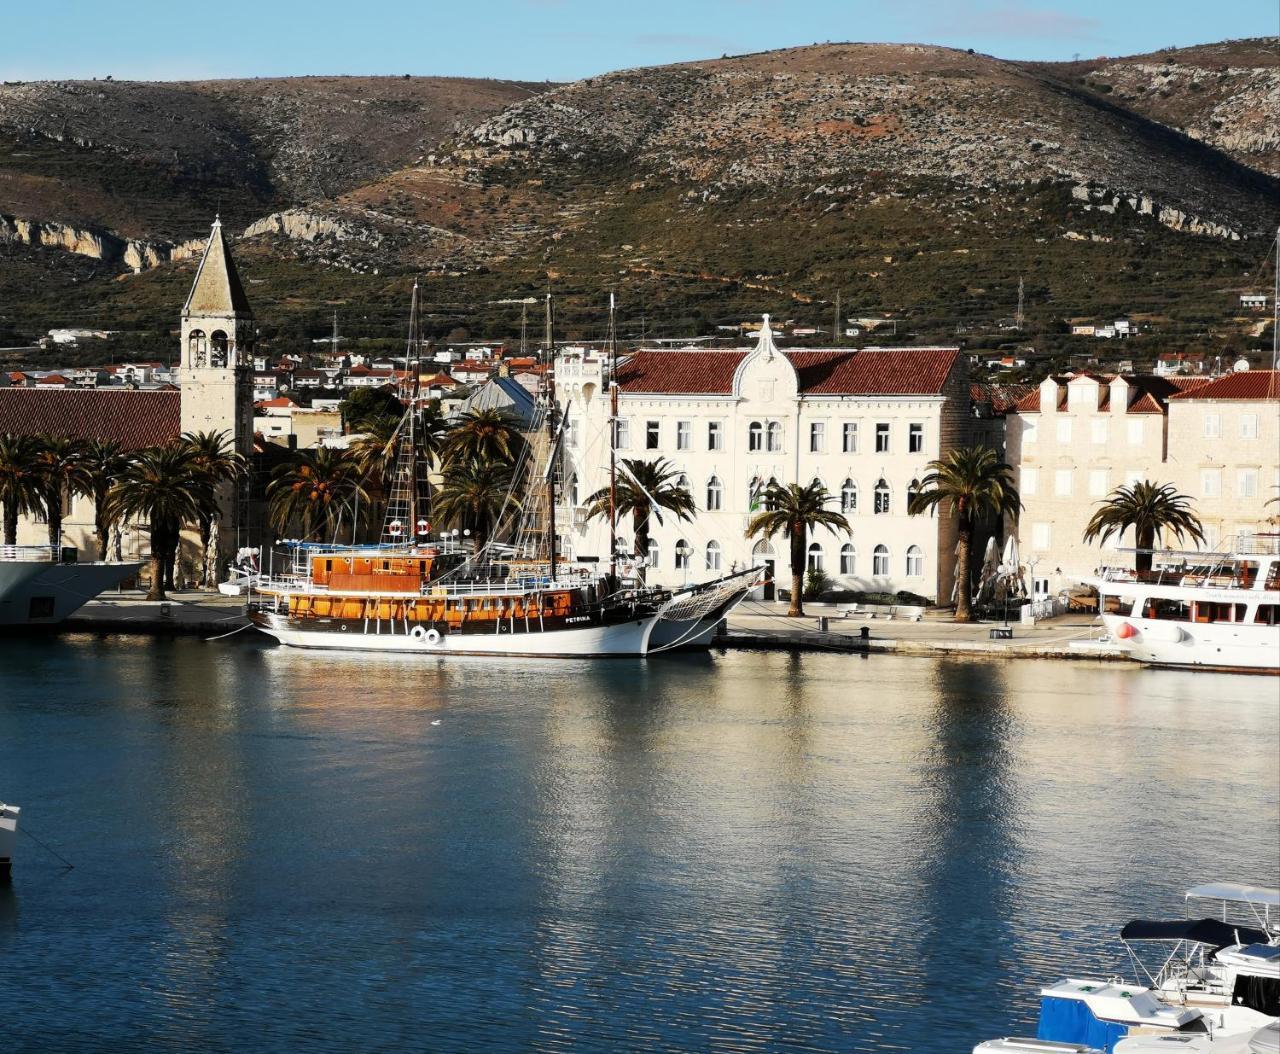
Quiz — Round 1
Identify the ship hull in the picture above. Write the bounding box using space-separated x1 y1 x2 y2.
0 561 140 627
1099 613 1280 673
248 609 659 657
647 580 757 651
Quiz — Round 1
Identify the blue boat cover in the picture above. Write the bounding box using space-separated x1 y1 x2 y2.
1037 996 1129 1053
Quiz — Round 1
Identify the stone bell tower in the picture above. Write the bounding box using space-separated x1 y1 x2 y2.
180 216 255 454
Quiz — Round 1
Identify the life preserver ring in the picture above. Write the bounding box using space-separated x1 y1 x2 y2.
425 628 442 646
411 625 428 641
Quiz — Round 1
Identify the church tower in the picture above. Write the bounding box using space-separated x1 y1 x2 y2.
180 217 255 454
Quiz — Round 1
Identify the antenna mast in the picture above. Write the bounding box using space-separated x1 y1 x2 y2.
1016 276 1024 332
833 290 841 346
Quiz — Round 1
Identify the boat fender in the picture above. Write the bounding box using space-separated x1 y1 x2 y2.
1115 622 1137 640
411 625 428 642
425 628 442 646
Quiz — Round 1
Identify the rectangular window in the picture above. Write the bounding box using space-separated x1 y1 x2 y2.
1055 418 1073 444
675 420 691 451
842 422 858 453
1238 469 1258 498
908 423 924 453
614 418 630 450
1054 469 1073 497
1201 469 1221 498
707 421 722 451
1031 523 1051 551
645 420 660 450
1021 468 1039 496
1091 419 1109 445
1241 413 1259 439
766 422 782 453
875 423 890 453
1088 469 1109 497
809 421 825 453
1203 412 1221 439
1127 419 1144 445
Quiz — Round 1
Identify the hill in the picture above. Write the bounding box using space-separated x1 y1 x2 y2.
1 43 1277 359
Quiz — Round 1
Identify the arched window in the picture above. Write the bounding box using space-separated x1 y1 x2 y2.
674 539 690 570
841 478 857 513
907 478 921 510
874 478 890 515
906 545 924 577
567 474 579 507
705 540 721 572
766 421 782 452
747 475 763 511
840 543 856 576
676 472 690 492
187 329 206 367
807 542 824 572
210 330 229 367
765 477 780 511
811 476 825 494
706 476 723 511
647 538 660 569
873 544 890 577
748 421 764 452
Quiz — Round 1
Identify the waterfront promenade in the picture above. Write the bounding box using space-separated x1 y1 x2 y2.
63 590 1121 661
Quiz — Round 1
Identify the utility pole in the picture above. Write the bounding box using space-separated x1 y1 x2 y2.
833 291 842 346
1015 276 1025 333
520 300 528 358
331 310 339 356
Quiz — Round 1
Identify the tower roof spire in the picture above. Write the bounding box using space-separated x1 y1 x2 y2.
183 216 252 318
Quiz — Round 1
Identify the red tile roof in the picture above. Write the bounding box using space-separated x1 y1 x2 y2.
0 389 181 449
971 382 1036 413
1015 374 1213 414
1168 370 1280 401
615 347 960 396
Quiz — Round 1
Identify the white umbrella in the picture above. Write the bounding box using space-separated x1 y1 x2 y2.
975 536 1000 604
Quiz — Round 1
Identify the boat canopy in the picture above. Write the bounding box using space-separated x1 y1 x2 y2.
1185 883 1280 908
1120 918 1269 948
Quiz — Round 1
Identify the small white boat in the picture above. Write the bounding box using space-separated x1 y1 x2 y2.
1114 1021 1280 1053
975 1040 1104 1053
0 802 18 881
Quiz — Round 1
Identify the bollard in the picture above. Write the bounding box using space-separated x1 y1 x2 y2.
160 602 172 618
860 626 870 641
817 616 829 632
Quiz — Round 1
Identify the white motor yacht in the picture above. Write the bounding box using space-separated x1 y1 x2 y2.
975 1040 1105 1053
1114 1020 1279 1052
0 802 18 882
0 545 139 627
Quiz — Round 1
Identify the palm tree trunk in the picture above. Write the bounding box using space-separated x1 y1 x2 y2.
788 525 805 618
95 499 110 562
198 514 213 588
1135 526 1156 574
46 485 62 550
147 525 167 601
954 529 974 623
3 506 17 546
633 507 648 584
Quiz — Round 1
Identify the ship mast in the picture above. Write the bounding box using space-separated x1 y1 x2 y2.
545 292 558 579
406 282 420 540
607 292 619 581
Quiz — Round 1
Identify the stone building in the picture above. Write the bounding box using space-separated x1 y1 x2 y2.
1006 369 1279 594
554 318 972 601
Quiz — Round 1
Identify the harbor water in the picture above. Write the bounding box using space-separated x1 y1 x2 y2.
1 635 1276 1052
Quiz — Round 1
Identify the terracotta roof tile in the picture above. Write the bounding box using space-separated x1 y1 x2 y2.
616 347 959 396
0 389 181 449
1168 370 1279 401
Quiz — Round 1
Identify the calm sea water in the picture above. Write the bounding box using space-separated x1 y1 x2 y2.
0 636 1276 1053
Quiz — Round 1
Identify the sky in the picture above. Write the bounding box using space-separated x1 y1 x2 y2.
2 0 1277 82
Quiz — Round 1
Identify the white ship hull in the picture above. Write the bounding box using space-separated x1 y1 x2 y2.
0 803 18 882
0 559 140 626
1099 613 1280 672
252 610 659 657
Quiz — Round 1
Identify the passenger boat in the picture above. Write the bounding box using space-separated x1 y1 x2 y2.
1090 536 1280 673
248 290 759 658
0 544 140 627
0 801 18 882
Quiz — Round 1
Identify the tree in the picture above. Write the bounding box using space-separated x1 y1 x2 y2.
0 433 45 546
1083 480 1205 574
105 445 213 600
266 448 368 542
339 386 403 431
81 438 129 560
745 480 849 617
442 408 526 467
432 458 518 553
181 430 244 587
585 457 696 582
908 445 1021 623
32 435 91 550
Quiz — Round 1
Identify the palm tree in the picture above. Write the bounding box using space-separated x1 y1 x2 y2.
442 408 526 467
1083 480 1205 574
584 457 696 582
181 430 244 587
81 438 129 560
432 458 518 552
907 445 1021 623
0 433 45 546
267 447 368 542
32 435 91 550
745 480 850 617
105 445 212 600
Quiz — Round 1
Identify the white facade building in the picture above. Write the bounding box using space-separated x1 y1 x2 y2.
555 320 972 601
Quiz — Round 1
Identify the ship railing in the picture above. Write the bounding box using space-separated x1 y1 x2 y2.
0 544 68 564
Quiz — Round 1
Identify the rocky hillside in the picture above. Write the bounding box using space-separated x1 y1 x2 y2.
1 42 1277 352
1030 38 1280 177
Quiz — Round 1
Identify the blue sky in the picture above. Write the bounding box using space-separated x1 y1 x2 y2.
4 0 1276 82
